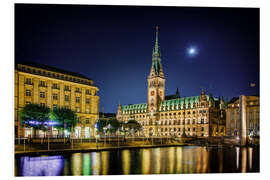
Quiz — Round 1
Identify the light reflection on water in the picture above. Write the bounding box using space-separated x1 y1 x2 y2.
15 146 259 176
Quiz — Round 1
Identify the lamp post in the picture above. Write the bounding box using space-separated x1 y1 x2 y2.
107 124 113 144
103 126 107 147
23 124 26 152
94 122 98 148
63 121 65 144
47 121 50 151
71 124 74 149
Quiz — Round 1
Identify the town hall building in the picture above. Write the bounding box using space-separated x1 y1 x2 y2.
116 26 226 137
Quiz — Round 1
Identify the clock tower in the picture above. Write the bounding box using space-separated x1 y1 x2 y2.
147 26 165 115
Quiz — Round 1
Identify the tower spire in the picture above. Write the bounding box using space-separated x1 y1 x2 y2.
154 25 159 53
150 25 163 77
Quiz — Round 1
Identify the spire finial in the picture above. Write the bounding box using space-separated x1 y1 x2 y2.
154 25 159 53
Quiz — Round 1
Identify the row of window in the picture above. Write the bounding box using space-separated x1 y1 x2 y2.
20 66 92 85
25 79 94 95
122 110 207 119
158 127 205 132
25 90 91 104
159 133 205 136
26 102 92 114
123 109 208 115
139 119 207 126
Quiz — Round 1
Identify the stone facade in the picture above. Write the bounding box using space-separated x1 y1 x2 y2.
15 63 99 138
226 95 259 137
116 27 226 137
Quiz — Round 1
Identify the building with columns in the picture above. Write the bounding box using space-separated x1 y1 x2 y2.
15 63 99 138
226 95 260 137
116 27 226 137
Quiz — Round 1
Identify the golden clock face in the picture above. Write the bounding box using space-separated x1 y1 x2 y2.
151 91 155 96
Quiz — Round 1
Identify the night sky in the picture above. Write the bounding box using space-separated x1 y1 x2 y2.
15 4 259 113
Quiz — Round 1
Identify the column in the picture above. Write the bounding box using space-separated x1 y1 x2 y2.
59 83 64 107
47 81 52 109
239 95 247 146
71 86 75 111
81 88 86 113
33 78 39 104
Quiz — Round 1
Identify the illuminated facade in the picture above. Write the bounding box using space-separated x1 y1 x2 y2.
226 95 260 137
116 27 226 137
15 63 99 138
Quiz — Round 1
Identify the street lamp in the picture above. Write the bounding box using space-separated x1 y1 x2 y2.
94 122 99 148
107 123 113 144
103 126 107 147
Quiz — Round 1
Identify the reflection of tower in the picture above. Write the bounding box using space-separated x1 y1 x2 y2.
122 150 131 174
141 149 151 174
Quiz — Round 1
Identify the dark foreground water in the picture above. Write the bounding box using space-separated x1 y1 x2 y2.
15 146 259 176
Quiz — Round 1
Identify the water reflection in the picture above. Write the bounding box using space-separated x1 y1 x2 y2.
248 147 253 170
153 148 161 174
122 150 130 174
18 156 64 176
91 152 101 175
141 149 151 174
241 148 247 173
83 153 91 175
71 153 82 175
15 146 259 176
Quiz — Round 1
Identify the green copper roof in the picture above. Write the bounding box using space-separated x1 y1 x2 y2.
122 103 147 112
121 94 218 113
161 96 200 110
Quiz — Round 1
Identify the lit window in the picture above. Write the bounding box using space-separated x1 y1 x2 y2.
40 81 46 87
52 83 58 89
65 95 69 101
40 91 45 98
76 88 80 93
26 90 31 96
53 93 58 100
76 97 80 103
25 78 32 84
86 89 90 95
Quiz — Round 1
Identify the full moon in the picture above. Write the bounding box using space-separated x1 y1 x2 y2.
187 47 198 57
189 48 195 54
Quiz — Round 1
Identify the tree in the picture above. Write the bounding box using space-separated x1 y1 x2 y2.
125 120 142 135
95 118 108 133
49 107 78 135
107 118 120 133
19 103 50 137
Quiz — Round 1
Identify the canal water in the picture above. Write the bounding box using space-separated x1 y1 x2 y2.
15 146 259 176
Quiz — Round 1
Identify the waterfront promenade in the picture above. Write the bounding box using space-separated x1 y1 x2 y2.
15 136 259 155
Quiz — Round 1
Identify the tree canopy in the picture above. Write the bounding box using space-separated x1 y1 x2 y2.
124 120 142 132
49 107 78 132
95 117 120 133
19 103 50 130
